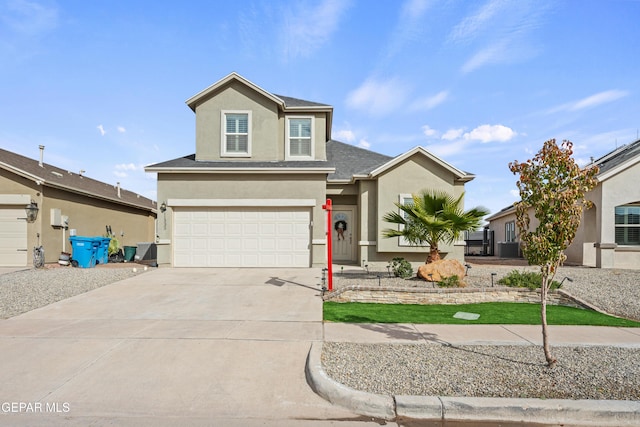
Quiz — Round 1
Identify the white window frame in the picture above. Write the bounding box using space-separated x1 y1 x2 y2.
221 110 252 157
615 205 640 246
398 193 414 247
285 116 314 160
505 221 516 243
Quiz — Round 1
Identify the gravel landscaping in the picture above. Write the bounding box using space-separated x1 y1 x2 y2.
0 264 149 319
326 260 640 400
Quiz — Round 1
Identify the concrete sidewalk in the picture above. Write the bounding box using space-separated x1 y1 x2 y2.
305 322 640 426
323 322 640 347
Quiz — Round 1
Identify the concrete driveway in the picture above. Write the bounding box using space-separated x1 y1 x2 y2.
0 268 370 426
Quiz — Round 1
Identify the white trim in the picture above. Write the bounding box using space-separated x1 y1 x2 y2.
221 110 252 157
168 198 317 207
285 116 315 160
358 241 376 246
312 239 326 245
0 194 31 205
186 72 284 111
369 146 474 182
145 166 335 174
398 193 413 247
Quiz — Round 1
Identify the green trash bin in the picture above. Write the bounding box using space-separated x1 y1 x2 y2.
123 246 136 262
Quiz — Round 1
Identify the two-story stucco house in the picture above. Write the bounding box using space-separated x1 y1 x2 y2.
146 72 476 268
487 138 640 269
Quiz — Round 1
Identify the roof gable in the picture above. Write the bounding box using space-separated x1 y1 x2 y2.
0 148 156 211
370 146 475 183
186 72 332 113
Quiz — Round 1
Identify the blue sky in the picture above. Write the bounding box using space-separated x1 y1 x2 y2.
1 0 638 216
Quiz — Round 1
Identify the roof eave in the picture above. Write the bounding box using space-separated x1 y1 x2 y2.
145 166 336 174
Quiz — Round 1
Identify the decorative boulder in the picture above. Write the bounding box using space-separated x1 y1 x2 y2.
417 259 466 283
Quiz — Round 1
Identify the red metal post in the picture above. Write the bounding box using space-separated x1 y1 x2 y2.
322 199 333 291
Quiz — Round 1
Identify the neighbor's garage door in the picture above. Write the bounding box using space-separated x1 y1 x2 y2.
0 207 27 267
173 207 310 267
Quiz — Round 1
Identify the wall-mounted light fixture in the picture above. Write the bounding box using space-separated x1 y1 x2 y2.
160 201 167 213
25 201 39 223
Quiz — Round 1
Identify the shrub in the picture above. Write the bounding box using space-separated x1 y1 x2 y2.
390 257 413 278
498 270 561 290
438 275 464 288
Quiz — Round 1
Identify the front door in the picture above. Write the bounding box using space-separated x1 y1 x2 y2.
331 208 356 262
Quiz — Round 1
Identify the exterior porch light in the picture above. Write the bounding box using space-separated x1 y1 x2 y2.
25 201 39 223
159 201 167 212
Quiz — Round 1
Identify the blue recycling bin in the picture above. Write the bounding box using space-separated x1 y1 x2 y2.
95 237 111 264
69 236 100 268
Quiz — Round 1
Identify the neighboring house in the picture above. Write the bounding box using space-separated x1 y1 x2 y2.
487 139 640 269
0 146 157 267
146 72 476 268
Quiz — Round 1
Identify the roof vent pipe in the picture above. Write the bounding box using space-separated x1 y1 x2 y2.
116 182 121 198
39 145 45 167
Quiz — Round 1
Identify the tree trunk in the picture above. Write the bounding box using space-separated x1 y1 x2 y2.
540 274 557 368
426 245 440 263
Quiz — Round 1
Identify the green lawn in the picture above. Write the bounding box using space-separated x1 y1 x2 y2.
323 302 640 327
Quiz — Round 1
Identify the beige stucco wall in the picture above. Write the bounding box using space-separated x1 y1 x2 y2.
193 80 327 162
489 162 640 269
156 172 327 266
375 154 465 263
0 170 156 265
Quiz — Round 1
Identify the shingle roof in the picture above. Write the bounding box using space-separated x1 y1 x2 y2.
593 138 640 176
326 140 393 181
272 94 331 109
0 148 156 211
146 154 333 171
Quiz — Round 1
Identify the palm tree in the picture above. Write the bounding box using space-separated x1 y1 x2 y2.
382 190 489 263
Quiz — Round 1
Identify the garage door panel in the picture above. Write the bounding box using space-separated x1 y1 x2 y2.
0 207 27 267
173 207 310 267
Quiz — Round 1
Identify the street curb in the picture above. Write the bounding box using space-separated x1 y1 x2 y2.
306 342 640 426
305 342 396 420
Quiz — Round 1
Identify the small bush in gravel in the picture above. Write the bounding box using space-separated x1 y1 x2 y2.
389 257 413 278
498 270 561 290
438 275 464 288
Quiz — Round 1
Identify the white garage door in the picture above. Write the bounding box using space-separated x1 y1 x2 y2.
0 207 28 267
173 207 311 267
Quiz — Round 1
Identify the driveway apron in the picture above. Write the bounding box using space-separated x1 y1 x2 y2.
0 268 365 426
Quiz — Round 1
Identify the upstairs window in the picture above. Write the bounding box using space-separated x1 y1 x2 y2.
286 117 314 159
222 111 251 157
398 194 414 247
615 205 640 245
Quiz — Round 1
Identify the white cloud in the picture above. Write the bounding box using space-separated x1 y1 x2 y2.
463 124 517 143
545 90 629 115
410 90 449 111
449 0 504 43
568 90 629 111
460 40 508 74
115 163 139 171
283 0 351 59
114 171 127 178
422 125 438 138
509 189 520 198
335 129 356 143
442 128 464 141
2 0 59 36
358 139 371 149
384 0 433 59
117 126 126 133
346 77 410 116
426 139 468 157
97 125 106 136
